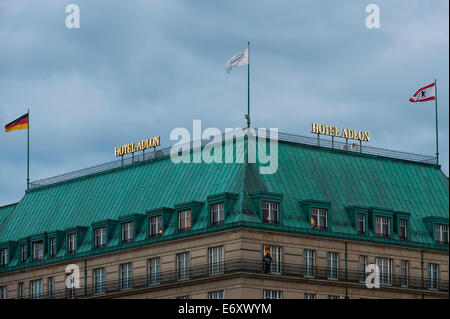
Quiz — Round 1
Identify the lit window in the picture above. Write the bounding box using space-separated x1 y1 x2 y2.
375 216 390 237
399 219 408 240
149 215 162 236
209 246 224 275
95 227 107 248
357 214 366 234
435 224 449 245
263 289 282 299
262 201 279 224
120 263 133 290
263 245 282 274
210 203 225 225
148 257 161 285
428 263 439 290
0 248 8 267
178 210 191 231
375 257 392 285
121 222 134 243
327 252 339 280
208 290 225 299
304 293 316 299
311 208 327 229
68 233 76 254
94 268 106 294
304 249 315 277
31 279 43 299
177 252 190 281
33 241 44 261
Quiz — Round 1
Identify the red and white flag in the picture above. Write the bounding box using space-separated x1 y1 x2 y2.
409 83 436 102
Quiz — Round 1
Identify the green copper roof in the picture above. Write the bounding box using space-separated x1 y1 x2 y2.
0 137 448 272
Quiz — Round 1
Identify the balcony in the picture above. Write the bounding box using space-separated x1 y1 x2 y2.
11 259 448 299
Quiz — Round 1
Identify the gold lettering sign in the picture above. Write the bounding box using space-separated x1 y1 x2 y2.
311 123 370 142
114 136 161 157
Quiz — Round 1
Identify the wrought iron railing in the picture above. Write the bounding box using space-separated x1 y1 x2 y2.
14 258 449 299
28 130 437 190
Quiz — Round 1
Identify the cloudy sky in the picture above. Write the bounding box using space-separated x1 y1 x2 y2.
0 0 448 206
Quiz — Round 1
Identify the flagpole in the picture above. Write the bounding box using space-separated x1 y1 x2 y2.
434 79 439 165
247 41 250 128
27 108 30 190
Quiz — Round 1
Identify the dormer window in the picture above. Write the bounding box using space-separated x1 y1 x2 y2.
311 208 327 230
357 214 366 234
262 201 279 224
210 203 224 225
95 227 107 248
32 241 44 261
0 248 7 267
399 219 408 240
179 210 191 232
20 244 27 263
375 216 390 238
49 238 56 257
121 222 134 243
149 215 162 236
435 224 449 245
68 233 77 254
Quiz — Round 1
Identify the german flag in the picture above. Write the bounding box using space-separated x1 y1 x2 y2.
5 113 29 133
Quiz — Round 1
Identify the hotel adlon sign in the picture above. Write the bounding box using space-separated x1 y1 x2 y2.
311 123 370 142
115 136 160 157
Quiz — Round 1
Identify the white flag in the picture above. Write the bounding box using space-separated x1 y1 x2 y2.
226 47 248 73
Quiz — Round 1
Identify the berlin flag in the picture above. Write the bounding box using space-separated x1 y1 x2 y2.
409 82 436 102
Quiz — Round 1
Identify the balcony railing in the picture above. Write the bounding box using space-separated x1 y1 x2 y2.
12 259 449 299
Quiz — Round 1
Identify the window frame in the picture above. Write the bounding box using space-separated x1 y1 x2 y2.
120 263 133 290
67 233 77 254
149 215 163 237
210 202 225 225
327 252 339 280
32 241 44 261
208 246 224 276
177 251 190 281
148 257 161 286
94 267 106 295
94 227 107 248
262 201 279 224
121 222 134 243
375 216 391 238
311 207 328 230
178 209 192 232
304 249 315 278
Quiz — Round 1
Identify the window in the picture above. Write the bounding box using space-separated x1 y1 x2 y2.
266 245 282 274
328 295 340 299
428 263 438 290
178 210 191 231
31 279 43 299
209 246 224 275
304 249 315 277
48 277 54 299
311 208 327 229
208 290 225 299
262 201 279 224
177 252 190 281
375 216 390 237
357 214 366 234
375 257 392 285
18 282 25 299
120 263 133 290
0 286 6 299
176 295 190 299
327 252 339 280
435 224 449 245
68 233 76 254
20 244 27 263
359 256 368 283
1 248 8 267
33 241 44 261
148 257 161 285
66 275 76 298
401 260 409 288
121 222 134 243
94 268 106 294
263 290 282 299
399 219 408 240
210 202 225 225
304 293 317 299
149 215 162 236
95 227 107 248
49 238 56 258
